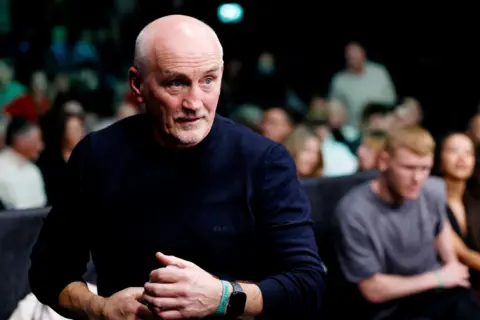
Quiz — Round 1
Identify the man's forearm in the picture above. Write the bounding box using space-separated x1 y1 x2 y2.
237 282 263 316
58 282 105 320
359 272 438 304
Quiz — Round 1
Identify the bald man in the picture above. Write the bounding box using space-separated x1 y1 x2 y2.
29 15 325 320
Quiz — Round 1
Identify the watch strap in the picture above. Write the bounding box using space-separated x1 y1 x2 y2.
230 281 243 294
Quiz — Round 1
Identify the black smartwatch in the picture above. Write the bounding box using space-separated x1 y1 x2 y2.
225 281 247 318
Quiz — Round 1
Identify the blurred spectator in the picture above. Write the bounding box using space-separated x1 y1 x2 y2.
49 72 73 110
396 96 423 126
360 103 396 134
0 117 6 150
37 112 85 205
4 70 51 123
92 102 138 131
0 117 46 209
434 132 480 294
229 104 263 132
248 51 287 108
328 42 396 128
308 94 327 116
357 130 386 171
327 99 360 147
334 125 480 319
467 113 480 147
0 59 26 110
71 65 114 117
307 112 358 177
259 107 294 143
284 125 323 178
45 26 72 75
72 30 100 66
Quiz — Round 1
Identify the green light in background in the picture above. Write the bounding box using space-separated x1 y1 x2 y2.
217 3 244 24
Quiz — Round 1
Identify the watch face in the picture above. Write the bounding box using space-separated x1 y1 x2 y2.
229 291 247 316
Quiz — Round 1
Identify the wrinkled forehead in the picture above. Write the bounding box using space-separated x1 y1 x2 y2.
149 33 223 75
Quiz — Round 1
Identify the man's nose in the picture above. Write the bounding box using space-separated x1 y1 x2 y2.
182 86 203 111
412 169 423 184
182 99 202 111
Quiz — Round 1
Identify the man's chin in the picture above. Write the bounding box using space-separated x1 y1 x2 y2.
174 130 207 146
402 190 420 200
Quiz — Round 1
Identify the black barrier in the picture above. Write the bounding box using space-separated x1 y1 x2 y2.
302 170 380 319
0 207 97 319
0 208 50 320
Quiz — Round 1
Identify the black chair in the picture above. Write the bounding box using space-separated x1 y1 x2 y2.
302 170 379 319
0 207 97 319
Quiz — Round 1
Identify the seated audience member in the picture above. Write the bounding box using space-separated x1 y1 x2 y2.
334 125 480 319
308 94 327 116
93 102 139 131
0 58 26 109
259 106 294 143
229 104 264 133
434 132 480 293
284 125 323 178
0 117 46 209
360 103 396 134
37 112 85 205
4 71 51 123
357 130 386 171
327 99 360 146
395 97 423 126
307 112 358 177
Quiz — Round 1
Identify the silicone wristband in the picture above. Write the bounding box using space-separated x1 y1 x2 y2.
434 271 444 288
214 280 231 315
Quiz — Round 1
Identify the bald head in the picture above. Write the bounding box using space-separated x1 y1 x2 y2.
134 15 223 75
128 15 224 149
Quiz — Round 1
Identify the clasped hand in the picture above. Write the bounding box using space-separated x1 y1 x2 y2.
142 252 223 319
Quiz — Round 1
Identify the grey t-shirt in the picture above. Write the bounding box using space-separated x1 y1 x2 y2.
334 177 447 284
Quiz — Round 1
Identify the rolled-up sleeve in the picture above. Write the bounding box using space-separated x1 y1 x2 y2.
29 136 92 312
255 144 325 319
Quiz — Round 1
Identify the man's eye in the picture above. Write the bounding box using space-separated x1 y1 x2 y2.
205 78 213 85
169 80 182 87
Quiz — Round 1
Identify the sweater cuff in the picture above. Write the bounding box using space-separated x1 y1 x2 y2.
257 275 289 317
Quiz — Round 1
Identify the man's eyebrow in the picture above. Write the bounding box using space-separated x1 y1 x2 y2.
162 65 221 77
204 65 221 74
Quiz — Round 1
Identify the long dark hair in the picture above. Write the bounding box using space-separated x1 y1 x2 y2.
43 111 84 151
432 132 476 178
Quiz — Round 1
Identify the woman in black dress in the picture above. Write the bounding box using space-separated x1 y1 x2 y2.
436 132 480 293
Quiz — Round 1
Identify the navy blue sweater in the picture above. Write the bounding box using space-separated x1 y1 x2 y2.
29 114 325 319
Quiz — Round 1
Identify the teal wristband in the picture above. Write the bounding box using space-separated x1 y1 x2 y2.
434 271 444 288
214 280 231 316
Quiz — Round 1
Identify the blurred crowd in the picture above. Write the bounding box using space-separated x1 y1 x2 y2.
3 22 480 317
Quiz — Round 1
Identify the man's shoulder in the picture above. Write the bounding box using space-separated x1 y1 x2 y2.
421 176 446 203
85 114 146 151
215 114 281 157
90 114 145 140
366 61 389 74
335 182 373 222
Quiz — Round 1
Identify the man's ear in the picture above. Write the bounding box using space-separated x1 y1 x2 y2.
128 67 144 104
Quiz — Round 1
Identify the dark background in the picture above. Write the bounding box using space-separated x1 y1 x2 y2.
5 0 480 137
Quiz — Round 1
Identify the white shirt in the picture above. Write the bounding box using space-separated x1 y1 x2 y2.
0 148 46 209
8 283 98 320
322 136 358 177
329 61 397 127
